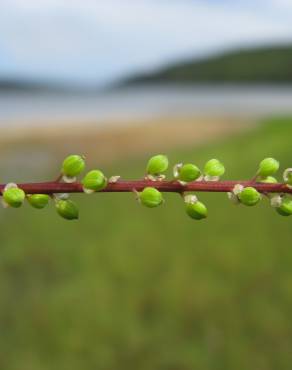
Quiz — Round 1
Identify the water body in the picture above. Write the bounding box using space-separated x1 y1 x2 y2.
1 85 292 127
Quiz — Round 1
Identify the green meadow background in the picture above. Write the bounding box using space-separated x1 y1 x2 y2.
1 117 292 370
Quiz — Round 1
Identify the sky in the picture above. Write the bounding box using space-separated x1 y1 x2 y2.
0 0 292 86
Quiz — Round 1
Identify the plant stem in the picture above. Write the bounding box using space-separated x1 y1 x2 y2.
0 180 291 195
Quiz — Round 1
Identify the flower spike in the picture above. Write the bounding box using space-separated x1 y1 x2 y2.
0 154 292 221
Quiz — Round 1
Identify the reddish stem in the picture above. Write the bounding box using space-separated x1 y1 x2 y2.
0 180 291 195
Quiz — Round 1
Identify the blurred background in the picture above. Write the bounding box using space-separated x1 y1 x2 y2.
1 1 292 369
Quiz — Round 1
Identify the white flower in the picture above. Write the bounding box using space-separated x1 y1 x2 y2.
227 184 244 205
4 182 18 191
270 194 282 208
227 192 240 204
54 193 69 200
184 194 198 204
173 163 183 178
83 188 95 194
144 174 165 181
62 175 77 183
232 184 244 195
204 175 220 182
283 168 292 188
108 175 121 183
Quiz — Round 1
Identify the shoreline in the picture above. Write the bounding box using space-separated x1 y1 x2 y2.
2 85 292 125
0 116 253 167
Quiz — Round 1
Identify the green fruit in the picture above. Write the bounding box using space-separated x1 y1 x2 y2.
276 198 292 216
179 164 201 182
56 200 79 220
258 158 279 177
238 187 261 206
27 194 50 209
146 155 168 175
62 155 85 177
3 187 25 208
259 176 278 183
140 187 163 208
186 201 207 220
204 159 225 177
82 170 107 191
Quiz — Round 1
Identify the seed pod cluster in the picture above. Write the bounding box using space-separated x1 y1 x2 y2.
1 155 292 221
1 154 108 221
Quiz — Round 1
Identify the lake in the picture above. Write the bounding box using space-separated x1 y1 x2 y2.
1 84 292 128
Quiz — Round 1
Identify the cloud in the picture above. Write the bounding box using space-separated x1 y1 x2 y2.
0 0 292 85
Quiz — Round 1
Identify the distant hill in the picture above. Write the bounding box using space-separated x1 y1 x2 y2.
0 78 97 93
124 45 292 85
0 78 67 93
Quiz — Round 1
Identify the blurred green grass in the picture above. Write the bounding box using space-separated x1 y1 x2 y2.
1 117 292 370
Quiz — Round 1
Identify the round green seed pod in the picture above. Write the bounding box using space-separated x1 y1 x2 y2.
140 187 163 208
204 159 225 177
258 158 279 177
186 201 207 220
3 187 25 208
146 155 168 175
56 200 79 220
27 194 50 209
259 176 278 183
238 187 261 206
82 170 107 192
276 198 292 216
62 155 85 177
178 164 201 182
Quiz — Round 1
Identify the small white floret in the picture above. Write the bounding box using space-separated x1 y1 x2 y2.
232 184 244 195
270 194 282 208
83 187 95 194
283 168 292 182
184 194 198 204
204 175 220 182
283 168 292 188
227 192 240 204
132 189 140 202
54 193 69 200
62 175 76 183
145 174 157 181
109 176 121 183
4 182 18 191
173 163 183 178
